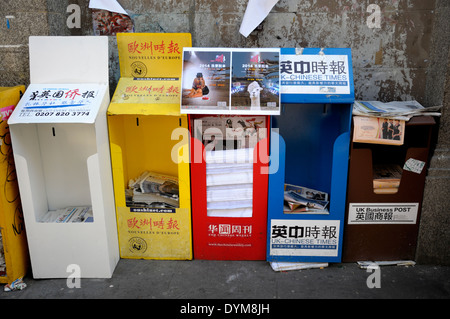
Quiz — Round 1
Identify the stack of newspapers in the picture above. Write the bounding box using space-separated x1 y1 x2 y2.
283 184 329 214
126 171 179 208
353 100 441 121
372 163 402 194
39 206 93 223
206 148 254 217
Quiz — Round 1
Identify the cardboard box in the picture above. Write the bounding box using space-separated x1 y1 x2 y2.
8 36 119 278
0 85 30 284
108 33 193 259
267 48 354 263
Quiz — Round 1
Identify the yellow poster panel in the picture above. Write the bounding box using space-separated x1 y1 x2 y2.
0 86 30 283
117 207 192 259
117 33 192 78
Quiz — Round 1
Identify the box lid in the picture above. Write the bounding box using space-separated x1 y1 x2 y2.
108 33 192 116
29 36 109 84
108 77 181 116
280 48 355 104
8 83 108 124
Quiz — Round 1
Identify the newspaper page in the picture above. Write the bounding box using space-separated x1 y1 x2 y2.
283 184 329 214
40 206 93 223
353 100 441 121
193 115 267 150
127 171 179 209
353 116 405 145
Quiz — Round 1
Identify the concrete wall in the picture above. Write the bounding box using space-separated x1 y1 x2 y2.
1 0 449 264
416 50 450 265
1 0 444 104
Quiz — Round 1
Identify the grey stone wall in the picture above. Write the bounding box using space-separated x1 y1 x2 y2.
416 49 450 265
1 0 444 104
415 0 450 265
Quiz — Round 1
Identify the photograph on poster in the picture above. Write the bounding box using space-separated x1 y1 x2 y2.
181 49 231 112
353 116 405 145
231 49 280 113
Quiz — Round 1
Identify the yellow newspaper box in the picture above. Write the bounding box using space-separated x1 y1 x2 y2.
0 86 30 284
108 33 193 259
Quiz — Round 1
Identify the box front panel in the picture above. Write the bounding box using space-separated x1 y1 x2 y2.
109 114 192 259
189 115 269 260
267 103 352 262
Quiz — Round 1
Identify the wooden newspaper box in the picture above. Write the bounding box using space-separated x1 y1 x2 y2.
342 115 436 261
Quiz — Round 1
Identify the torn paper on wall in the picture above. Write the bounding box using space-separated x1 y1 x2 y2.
89 0 134 35
89 0 128 14
239 0 279 37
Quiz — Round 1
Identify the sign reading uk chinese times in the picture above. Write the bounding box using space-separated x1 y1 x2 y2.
280 54 350 95
269 219 340 257
279 48 354 104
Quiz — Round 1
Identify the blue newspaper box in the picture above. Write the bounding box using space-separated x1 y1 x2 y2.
267 48 354 262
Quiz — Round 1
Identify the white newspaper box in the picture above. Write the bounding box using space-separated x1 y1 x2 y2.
8 36 119 278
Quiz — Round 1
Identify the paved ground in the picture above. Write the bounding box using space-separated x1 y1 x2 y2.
1 259 449 301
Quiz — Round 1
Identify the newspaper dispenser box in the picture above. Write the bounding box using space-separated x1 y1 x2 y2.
0 86 30 284
107 33 193 259
8 36 119 278
183 48 280 260
189 115 270 260
267 48 354 263
342 115 436 261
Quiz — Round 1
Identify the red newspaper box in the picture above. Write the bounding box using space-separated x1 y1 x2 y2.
189 115 270 260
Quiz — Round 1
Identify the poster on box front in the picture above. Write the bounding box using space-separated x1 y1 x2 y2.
181 48 280 115
269 219 340 257
181 48 231 113
230 49 280 114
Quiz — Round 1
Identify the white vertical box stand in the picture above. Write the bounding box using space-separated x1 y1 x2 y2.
8 36 119 278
